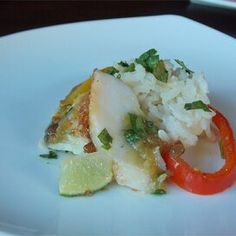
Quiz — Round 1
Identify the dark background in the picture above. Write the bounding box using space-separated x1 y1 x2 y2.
0 1 236 38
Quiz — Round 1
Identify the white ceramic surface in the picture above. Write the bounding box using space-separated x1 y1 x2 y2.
0 15 236 236
192 0 236 10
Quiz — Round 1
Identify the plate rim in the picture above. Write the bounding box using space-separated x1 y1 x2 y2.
0 14 235 41
191 0 236 10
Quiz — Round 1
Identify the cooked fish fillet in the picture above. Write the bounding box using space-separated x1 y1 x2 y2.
43 78 96 154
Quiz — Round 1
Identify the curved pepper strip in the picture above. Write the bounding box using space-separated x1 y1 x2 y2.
162 107 236 195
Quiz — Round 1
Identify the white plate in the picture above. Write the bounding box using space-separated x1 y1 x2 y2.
192 0 236 10
0 15 236 236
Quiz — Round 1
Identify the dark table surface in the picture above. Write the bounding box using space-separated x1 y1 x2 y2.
0 1 236 38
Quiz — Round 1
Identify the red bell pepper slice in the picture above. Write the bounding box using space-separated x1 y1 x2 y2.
161 107 236 195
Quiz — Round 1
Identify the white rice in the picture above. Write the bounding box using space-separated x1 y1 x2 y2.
115 60 215 147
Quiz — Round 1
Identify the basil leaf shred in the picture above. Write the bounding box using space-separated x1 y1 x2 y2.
124 113 159 145
118 61 129 67
124 63 135 72
135 48 159 73
135 49 169 83
153 60 168 83
184 100 211 112
106 67 119 76
118 61 135 72
98 128 113 150
154 189 166 195
175 59 193 74
40 151 58 159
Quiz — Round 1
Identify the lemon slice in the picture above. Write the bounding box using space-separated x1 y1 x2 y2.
59 153 113 196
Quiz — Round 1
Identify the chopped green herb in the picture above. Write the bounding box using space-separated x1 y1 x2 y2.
124 113 147 145
124 63 135 72
40 151 58 159
118 61 135 72
184 100 211 112
124 129 142 145
98 128 113 150
153 189 166 195
153 60 168 83
118 61 129 67
135 49 169 82
106 67 119 76
175 59 193 74
124 113 159 145
129 113 146 133
135 48 159 73
145 120 159 135
154 173 168 194
219 139 225 159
